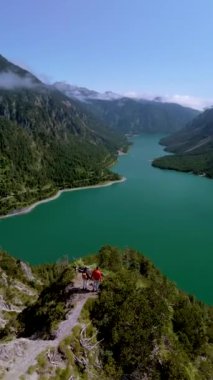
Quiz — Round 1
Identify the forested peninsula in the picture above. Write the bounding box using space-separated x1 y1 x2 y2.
152 108 213 178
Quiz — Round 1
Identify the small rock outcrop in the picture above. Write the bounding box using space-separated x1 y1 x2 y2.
20 261 35 282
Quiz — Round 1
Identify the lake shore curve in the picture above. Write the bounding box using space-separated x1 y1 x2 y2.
0 177 126 220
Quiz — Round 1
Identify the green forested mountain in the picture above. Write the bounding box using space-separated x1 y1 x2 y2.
0 246 212 379
85 98 199 134
54 82 199 134
0 55 127 216
152 107 213 177
90 246 213 380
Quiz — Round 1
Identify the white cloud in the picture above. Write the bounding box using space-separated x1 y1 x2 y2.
0 71 36 89
54 81 213 111
162 94 213 111
6 57 50 84
122 91 213 111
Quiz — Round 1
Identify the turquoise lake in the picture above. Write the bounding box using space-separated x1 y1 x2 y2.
0 134 212 304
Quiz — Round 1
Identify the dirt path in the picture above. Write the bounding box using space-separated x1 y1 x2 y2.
1 274 96 380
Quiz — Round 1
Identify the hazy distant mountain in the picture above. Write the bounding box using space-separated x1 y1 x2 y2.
0 55 126 215
54 82 199 134
152 107 213 177
85 98 199 134
54 82 121 102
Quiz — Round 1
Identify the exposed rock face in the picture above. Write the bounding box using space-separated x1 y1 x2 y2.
20 261 35 282
0 270 7 286
0 295 10 311
0 295 23 313
0 316 6 328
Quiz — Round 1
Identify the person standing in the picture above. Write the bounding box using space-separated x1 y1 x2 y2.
92 266 102 292
82 267 90 290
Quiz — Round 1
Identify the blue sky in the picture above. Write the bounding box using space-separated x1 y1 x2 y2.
1 0 213 109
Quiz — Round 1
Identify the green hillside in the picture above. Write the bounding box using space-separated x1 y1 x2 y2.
0 55 127 216
152 108 213 177
73 97 199 134
0 246 212 379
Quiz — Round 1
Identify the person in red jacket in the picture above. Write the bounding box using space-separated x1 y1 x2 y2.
92 266 102 292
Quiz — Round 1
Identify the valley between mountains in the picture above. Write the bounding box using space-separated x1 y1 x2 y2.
0 54 213 380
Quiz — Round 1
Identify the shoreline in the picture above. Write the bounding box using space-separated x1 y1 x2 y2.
0 177 126 220
152 160 210 179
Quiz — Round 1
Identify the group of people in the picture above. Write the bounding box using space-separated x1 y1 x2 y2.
81 266 103 292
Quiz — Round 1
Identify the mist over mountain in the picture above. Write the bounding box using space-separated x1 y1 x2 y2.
54 82 199 134
0 71 39 89
0 54 41 88
54 81 122 102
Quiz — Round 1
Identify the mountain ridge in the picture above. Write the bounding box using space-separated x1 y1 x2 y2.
54 82 199 134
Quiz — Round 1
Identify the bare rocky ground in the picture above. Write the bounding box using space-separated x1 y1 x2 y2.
0 273 96 380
